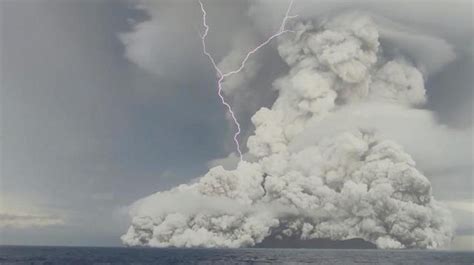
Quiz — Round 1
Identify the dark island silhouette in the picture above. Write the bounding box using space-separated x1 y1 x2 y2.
255 235 376 249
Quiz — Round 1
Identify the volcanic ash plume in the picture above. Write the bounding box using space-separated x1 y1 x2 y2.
121 13 453 249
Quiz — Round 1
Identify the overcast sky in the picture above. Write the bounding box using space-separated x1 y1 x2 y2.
0 0 472 249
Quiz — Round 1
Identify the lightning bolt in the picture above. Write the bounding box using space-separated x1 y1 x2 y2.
199 0 296 162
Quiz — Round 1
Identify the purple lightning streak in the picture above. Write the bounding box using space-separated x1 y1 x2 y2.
199 0 296 162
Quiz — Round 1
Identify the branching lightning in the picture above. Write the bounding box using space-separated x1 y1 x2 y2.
199 0 296 162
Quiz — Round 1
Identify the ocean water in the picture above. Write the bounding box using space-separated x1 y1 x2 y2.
0 246 473 265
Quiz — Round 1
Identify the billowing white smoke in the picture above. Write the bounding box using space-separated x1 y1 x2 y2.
121 13 454 249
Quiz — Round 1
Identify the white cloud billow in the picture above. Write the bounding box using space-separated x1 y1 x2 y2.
122 13 455 249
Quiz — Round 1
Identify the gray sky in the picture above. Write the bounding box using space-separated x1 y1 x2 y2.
0 0 472 249
0 0 231 246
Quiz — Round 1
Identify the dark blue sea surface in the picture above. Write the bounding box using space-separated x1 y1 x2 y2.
0 246 473 265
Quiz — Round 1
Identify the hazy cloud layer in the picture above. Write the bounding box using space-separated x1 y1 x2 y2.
0 214 64 229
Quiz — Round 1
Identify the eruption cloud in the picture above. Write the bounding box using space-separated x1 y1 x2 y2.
199 0 296 161
122 6 455 249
